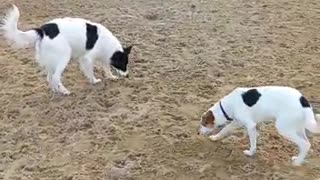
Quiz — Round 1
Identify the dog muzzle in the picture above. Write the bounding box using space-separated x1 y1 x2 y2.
198 124 214 136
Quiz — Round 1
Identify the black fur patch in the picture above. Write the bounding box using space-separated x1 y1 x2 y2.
300 96 311 108
34 28 44 38
85 23 98 50
41 23 60 39
34 23 60 39
241 89 261 107
110 51 128 72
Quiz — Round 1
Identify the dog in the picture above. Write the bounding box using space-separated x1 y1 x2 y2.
197 86 320 166
0 4 133 95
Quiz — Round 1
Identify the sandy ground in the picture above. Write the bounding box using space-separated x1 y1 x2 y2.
0 0 320 179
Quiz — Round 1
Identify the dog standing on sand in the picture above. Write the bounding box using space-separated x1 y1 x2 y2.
198 86 320 166
0 4 132 95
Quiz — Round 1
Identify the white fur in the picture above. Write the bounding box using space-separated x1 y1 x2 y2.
199 125 215 135
1 5 39 48
0 4 127 95
199 86 320 166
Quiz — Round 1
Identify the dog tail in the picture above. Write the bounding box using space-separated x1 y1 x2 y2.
0 4 40 49
305 108 320 134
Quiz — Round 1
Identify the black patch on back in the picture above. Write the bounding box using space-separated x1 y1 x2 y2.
33 23 59 39
110 51 128 72
41 23 60 39
300 96 311 108
241 89 262 107
85 23 98 50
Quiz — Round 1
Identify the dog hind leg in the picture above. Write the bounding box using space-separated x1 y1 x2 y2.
276 118 310 166
38 37 72 95
51 54 71 95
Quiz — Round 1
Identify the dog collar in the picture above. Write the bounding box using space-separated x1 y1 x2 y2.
219 101 233 121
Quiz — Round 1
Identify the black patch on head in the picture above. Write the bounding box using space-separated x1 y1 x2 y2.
40 23 60 39
300 96 311 108
110 51 128 72
85 23 98 50
241 89 261 107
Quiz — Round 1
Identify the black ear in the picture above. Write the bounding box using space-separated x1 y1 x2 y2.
124 45 133 54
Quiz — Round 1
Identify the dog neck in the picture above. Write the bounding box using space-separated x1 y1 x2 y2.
211 94 235 123
219 101 233 121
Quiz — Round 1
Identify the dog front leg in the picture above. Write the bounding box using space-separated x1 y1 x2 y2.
103 63 118 80
243 122 257 157
209 122 238 141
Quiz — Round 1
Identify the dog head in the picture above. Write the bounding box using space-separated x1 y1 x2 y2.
110 46 133 77
197 104 229 135
197 110 215 136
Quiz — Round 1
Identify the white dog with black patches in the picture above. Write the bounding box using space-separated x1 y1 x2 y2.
0 4 132 95
198 86 320 166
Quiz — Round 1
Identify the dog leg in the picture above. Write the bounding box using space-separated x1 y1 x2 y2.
79 57 101 84
276 120 310 166
38 36 72 95
47 72 52 83
47 70 54 91
209 122 238 141
46 67 54 83
52 71 70 95
103 63 118 80
243 122 257 157
51 52 71 95
287 133 310 166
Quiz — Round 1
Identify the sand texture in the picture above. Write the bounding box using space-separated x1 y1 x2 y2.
0 0 320 179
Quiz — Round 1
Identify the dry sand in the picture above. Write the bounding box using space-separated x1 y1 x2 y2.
0 0 320 179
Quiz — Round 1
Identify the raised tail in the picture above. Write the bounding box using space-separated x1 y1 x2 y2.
0 4 40 49
305 108 320 134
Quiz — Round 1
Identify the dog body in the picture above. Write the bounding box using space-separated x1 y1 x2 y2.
1 5 132 95
198 86 320 165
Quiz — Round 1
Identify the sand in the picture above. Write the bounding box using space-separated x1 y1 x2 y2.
0 0 320 179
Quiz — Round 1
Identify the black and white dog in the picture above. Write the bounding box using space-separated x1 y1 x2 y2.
198 86 320 166
0 5 132 95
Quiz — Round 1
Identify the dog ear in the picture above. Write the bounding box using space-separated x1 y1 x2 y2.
201 110 214 126
124 45 133 55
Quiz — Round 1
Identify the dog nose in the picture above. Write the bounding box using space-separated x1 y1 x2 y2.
197 132 200 135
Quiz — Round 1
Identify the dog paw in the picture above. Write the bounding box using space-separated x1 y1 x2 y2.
209 135 220 141
243 150 255 157
110 75 119 80
60 89 71 96
58 86 71 96
291 156 297 161
92 78 102 84
291 156 304 166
